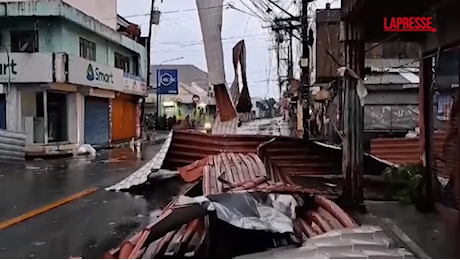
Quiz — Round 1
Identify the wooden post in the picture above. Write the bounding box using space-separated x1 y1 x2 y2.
341 22 365 206
457 92 460 225
421 54 435 211
342 22 352 202
354 25 365 204
342 69 351 201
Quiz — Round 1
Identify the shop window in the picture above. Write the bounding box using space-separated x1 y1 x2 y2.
115 52 130 73
10 30 38 53
79 38 96 61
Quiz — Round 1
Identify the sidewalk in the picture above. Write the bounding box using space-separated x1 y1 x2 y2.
355 201 460 259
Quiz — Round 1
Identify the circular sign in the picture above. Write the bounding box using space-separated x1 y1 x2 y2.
160 72 176 86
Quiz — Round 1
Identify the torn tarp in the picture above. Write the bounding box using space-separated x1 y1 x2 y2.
178 192 297 234
337 66 368 106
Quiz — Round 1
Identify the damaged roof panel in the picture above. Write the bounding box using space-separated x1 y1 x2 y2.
107 152 357 259
108 130 391 192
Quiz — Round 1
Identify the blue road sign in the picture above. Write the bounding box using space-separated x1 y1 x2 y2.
157 69 178 94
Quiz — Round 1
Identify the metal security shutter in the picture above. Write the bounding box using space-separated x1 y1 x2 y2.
84 97 109 146
0 94 5 129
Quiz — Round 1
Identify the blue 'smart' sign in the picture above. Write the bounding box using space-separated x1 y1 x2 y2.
157 69 178 94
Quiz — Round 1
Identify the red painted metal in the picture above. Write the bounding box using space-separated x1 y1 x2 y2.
314 195 356 228
102 124 394 259
369 132 448 178
105 151 358 258
118 242 134 259
127 230 150 259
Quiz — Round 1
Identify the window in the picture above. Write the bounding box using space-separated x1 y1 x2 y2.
11 30 38 53
79 38 96 61
382 41 407 59
132 55 139 76
115 52 130 73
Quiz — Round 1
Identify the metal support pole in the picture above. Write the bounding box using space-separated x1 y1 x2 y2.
156 68 160 123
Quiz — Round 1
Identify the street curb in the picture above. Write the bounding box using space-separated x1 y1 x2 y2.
95 137 167 151
23 138 168 161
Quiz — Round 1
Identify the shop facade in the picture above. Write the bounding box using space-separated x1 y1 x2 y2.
0 52 146 155
63 54 145 147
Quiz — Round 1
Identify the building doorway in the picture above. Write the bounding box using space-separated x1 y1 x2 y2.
36 91 68 142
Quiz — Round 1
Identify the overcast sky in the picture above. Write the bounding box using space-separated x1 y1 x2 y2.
117 0 340 99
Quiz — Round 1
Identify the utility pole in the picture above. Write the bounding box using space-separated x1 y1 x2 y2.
300 0 310 140
276 37 282 97
287 28 294 80
271 19 299 98
141 0 156 132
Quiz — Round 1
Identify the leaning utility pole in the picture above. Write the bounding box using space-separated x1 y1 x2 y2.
141 0 156 131
300 0 310 139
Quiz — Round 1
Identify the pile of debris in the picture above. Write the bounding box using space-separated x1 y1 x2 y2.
103 152 414 259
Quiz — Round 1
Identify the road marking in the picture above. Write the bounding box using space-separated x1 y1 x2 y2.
0 187 98 230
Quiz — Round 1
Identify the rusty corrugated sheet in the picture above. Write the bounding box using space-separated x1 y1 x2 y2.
106 152 357 259
370 133 447 177
164 131 387 177
163 131 269 169
210 115 239 135
213 84 237 122
370 137 422 165
211 40 252 129
231 40 252 113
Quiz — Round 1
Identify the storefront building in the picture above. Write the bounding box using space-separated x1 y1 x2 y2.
0 1 147 156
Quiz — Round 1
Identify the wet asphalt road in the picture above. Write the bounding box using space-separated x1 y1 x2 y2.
0 143 185 258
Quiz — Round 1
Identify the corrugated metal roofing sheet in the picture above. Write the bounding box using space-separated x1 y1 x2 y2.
106 152 360 259
364 73 412 85
365 58 419 72
369 132 448 178
212 117 292 136
211 114 239 135
107 129 391 192
236 225 415 259
106 131 174 191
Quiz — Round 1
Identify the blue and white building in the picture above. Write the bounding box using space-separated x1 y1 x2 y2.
0 0 147 155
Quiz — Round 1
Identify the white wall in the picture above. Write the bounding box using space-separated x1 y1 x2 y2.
67 92 84 144
7 86 22 132
64 0 118 30
0 0 118 30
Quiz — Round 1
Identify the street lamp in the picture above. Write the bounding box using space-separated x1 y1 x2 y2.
156 56 184 124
